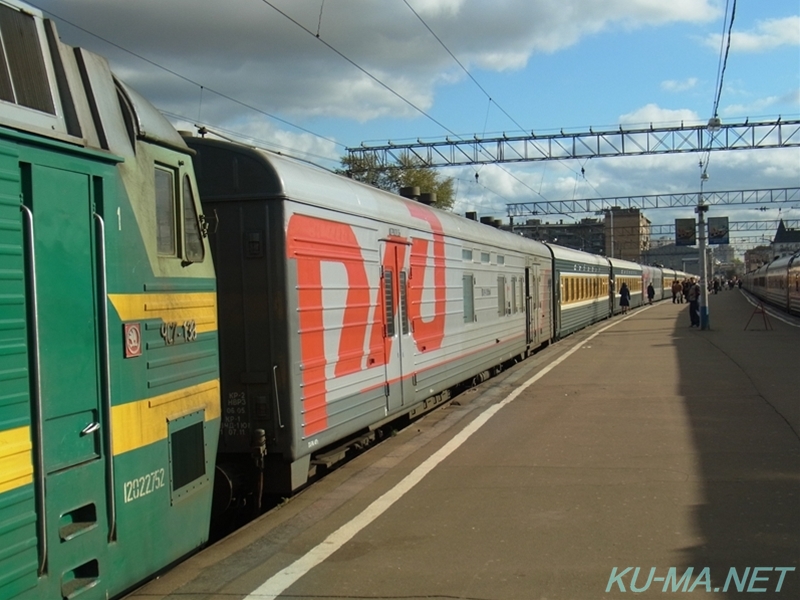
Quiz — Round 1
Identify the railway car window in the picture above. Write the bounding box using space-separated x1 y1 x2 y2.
0 5 55 114
182 175 205 263
463 274 475 323
155 167 177 256
384 270 395 337
399 271 409 335
511 278 517 313
498 276 506 316
462 249 473 261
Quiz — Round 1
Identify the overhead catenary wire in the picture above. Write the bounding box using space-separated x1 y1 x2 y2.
401 0 602 201
401 0 526 133
160 111 342 169
259 0 557 208
712 0 737 121
702 0 737 180
31 2 345 150
259 0 460 139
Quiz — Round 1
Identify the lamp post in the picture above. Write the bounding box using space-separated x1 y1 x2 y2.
696 193 710 330
697 116 720 330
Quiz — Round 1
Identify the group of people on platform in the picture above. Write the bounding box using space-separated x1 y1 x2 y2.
669 278 702 326
617 275 742 327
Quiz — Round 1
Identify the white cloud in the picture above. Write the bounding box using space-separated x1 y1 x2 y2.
722 89 800 117
39 0 723 128
619 104 702 127
661 78 699 92
410 0 466 18
704 16 800 53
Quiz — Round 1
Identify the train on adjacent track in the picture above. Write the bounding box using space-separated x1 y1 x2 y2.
0 2 694 599
742 252 800 316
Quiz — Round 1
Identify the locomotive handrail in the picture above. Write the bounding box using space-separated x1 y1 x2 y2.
21 205 47 576
94 212 117 542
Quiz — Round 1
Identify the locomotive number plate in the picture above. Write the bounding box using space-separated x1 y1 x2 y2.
160 319 198 345
123 468 166 503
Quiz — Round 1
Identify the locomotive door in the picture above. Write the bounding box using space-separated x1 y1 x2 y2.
381 241 413 413
25 165 108 589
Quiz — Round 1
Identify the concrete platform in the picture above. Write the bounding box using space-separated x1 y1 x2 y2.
128 290 799 600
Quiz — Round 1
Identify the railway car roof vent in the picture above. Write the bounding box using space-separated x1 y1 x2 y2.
419 192 436 206
399 186 420 200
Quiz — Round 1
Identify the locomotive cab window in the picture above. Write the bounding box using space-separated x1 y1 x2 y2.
155 166 206 263
0 3 55 114
182 175 205 263
155 167 177 256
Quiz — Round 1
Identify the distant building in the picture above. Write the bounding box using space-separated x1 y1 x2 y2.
713 244 735 264
773 219 800 257
604 207 651 262
744 245 773 273
650 236 673 249
509 218 605 255
743 220 800 273
641 243 710 276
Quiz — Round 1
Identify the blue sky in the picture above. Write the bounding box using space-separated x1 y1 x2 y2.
32 0 800 251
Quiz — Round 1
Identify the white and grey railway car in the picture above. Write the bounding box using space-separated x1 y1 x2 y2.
641 264 661 301
789 253 800 315
609 257 644 313
745 252 800 316
184 135 553 495
661 267 679 299
547 244 611 337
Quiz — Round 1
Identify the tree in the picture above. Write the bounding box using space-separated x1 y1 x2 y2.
338 152 454 210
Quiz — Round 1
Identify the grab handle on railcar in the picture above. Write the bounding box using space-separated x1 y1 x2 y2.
21 205 47 576
94 212 117 542
80 422 101 436
273 365 284 429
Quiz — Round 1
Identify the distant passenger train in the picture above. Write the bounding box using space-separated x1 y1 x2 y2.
0 2 695 598
742 252 800 315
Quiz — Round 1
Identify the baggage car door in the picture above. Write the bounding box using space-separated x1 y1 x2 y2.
525 264 540 347
380 241 413 412
25 165 109 593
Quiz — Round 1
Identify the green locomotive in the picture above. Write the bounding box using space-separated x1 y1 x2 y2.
0 1 220 598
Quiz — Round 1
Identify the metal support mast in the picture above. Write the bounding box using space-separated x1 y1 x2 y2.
696 196 710 330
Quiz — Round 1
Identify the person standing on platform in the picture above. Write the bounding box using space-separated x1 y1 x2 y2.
647 282 655 305
686 278 701 327
671 279 682 303
619 282 631 314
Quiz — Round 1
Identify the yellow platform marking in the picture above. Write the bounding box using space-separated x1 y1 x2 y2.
0 426 33 494
108 292 217 333
112 380 221 455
